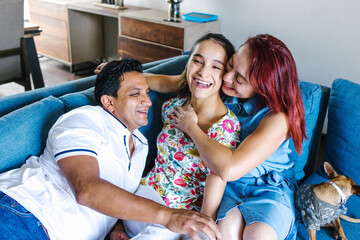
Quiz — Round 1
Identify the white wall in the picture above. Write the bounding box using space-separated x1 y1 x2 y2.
125 0 360 87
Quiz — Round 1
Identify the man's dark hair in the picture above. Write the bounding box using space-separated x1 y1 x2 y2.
95 58 143 106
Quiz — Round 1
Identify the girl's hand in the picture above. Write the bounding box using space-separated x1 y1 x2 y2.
173 105 198 133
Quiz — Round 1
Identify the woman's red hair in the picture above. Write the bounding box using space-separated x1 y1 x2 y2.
246 34 307 153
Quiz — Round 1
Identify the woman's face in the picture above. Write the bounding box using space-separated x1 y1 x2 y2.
222 44 257 100
186 40 227 99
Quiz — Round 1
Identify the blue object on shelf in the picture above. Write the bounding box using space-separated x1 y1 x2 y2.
182 12 218 23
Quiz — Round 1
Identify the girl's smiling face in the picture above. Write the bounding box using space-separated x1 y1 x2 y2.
186 40 227 99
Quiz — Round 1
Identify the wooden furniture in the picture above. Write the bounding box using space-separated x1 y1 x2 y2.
29 0 146 72
24 22 45 89
28 0 71 65
118 9 220 63
67 2 146 71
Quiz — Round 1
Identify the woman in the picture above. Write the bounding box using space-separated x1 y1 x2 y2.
121 33 240 240
169 34 306 240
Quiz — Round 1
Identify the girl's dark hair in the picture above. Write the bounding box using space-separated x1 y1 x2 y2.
177 33 235 97
94 58 143 106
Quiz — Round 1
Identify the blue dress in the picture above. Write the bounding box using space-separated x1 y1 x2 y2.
220 95 297 240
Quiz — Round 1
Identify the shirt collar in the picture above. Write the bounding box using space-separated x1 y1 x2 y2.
223 95 259 116
101 107 148 145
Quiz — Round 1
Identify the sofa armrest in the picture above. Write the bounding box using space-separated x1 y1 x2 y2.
0 75 96 117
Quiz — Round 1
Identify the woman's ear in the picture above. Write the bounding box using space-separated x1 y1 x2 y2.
100 95 114 112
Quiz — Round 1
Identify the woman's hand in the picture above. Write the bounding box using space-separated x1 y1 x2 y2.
94 62 108 75
173 105 198 134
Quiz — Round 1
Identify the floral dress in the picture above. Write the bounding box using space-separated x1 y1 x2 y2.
141 97 240 212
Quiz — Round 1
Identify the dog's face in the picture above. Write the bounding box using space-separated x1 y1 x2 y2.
324 162 360 199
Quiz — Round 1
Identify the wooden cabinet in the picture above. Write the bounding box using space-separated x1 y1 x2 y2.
29 0 146 71
118 9 220 64
28 0 71 63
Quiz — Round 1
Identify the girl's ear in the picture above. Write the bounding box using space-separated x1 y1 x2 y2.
100 95 114 113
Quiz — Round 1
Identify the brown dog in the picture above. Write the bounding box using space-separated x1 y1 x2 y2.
295 162 360 240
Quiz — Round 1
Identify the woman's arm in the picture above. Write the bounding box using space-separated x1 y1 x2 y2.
144 73 181 93
201 173 227 221
173 105 289 181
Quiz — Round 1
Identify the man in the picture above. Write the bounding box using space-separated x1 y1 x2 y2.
0 59 219 240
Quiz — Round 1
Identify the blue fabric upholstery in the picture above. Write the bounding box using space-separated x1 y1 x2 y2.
0 96 65 173
0 76 96 117
289 82 330 181
325 79 360 184
143 54 188 75
60 87 96 113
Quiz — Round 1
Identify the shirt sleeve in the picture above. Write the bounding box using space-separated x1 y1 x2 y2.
211 111 240 150
161 98 176 124
48 108 105 162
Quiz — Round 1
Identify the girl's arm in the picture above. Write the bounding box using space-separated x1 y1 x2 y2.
144 73 181 93
201 173 227 221
94 63 181 93
173 105 289 181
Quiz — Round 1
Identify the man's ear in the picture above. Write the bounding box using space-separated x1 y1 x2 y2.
100 95 114 112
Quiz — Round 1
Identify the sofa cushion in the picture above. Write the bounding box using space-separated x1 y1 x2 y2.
0 96 65 173
143 54 188 75
60 87 96 113
0 75 96 117
289 82 328 181
142 54 188 71
325 79 360 184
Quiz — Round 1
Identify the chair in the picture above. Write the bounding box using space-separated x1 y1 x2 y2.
0 0 32 91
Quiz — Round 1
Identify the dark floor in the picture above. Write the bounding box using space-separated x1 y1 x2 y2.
39 56 95 87
0 56 95 98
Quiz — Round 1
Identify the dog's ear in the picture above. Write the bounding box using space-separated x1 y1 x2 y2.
352 185 360 195
324 162 338 179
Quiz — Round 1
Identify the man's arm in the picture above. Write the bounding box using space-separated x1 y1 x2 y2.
58 155 220 240
201 173 227 221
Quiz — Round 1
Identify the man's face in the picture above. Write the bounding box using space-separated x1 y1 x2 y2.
105 71 152 132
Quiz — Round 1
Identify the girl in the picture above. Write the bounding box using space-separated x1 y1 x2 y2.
122 33 240 240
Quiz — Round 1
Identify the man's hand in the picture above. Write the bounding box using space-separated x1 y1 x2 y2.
164 208 220 240
94 62 108 75
109 220 130 240
173 105 198 134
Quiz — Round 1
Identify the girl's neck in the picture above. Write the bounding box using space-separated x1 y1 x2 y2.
183 95 227 132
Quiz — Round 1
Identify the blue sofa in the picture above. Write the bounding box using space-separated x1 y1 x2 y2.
0 55 358 239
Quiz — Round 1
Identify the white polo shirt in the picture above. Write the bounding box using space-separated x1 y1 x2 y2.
0 105 148 240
